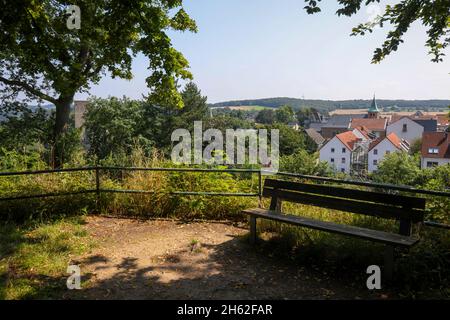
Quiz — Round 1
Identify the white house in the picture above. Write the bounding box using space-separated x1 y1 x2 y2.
386 116 424 144
368 133 409 173
319 131 361 173
421 132 450 168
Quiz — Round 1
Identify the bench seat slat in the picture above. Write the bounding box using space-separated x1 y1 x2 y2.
263 188 424 222
243 208 419 247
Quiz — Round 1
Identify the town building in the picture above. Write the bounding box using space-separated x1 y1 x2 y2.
420 132 450 168
368 133 409 173
320 114 365 139
305 128 325 149
74 100 88 129
319 131 364 173
436 114 449 132
386 116 424 144
349 118 387 138
386 115 438 144
288 121 300 131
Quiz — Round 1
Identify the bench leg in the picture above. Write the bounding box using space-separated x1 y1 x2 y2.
383 246 394 283
249 216 257 245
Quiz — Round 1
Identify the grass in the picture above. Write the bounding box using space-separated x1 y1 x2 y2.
0 216 95 299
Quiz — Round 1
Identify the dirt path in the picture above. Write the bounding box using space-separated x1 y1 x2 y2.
66 216 383 300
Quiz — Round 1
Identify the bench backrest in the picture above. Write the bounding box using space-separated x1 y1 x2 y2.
262 179 426 236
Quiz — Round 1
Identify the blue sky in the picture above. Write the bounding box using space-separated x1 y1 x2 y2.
76 0 450 103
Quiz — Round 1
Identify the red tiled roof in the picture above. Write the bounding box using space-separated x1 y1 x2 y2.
421 132 450 159
437 114 449 126
353 126 371 139
350 118 387 131
390 114 444 125
369 133 404 151
335 131 360 151
386 132 403 150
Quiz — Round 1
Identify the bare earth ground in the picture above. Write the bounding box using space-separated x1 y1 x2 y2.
66 216 387 300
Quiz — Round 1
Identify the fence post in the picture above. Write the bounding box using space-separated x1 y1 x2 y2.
258 170 262 208
95 167 100 213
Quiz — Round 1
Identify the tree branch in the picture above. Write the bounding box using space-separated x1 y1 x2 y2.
0 76 57 104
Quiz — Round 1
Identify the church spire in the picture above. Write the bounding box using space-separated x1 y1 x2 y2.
368 94 380 118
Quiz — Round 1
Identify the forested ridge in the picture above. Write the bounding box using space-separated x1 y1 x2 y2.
211 98 450 111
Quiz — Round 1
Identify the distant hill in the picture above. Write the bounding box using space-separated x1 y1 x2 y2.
210 98 450 112
0 103 55 122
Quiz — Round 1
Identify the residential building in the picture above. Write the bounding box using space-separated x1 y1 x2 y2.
350 128 371 174
420 132 450 168
349 118 387 138
319 131 362 173
386 116 424 144
74 100 88 129
73 100 89 146
303 108 327 128
305 128 325 149
368 133 409 173
288 121 300 131
351 127 371 142
437 114 449 132
412 118 437 132
386 115 438 145
320 114 365 139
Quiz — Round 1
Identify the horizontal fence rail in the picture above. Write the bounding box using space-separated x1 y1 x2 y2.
0 166 449 229
101 166 261 173
0 167 95 177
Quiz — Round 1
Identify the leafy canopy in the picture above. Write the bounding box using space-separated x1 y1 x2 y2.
274 105 295 124
0 0 197 107
84 82 210 160
371 151 421 185
304 0 450 63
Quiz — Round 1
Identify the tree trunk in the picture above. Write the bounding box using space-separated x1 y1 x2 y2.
53 96 74 168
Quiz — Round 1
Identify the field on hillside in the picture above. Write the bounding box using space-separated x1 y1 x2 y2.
212 105 273 111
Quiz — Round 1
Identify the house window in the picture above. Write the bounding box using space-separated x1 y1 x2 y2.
342 148 346 153
341 158 346 164
373 159 378 165
330 158 335 163
331 148 335 153
373 149 378 155
386 151 390 155
427 161 439 168
341 168 345 173
428 148 439 154
402 124 407 132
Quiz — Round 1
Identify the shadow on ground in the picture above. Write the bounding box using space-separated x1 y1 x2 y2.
61 217 387 300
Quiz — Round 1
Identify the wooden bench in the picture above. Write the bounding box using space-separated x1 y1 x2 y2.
243 178 426 279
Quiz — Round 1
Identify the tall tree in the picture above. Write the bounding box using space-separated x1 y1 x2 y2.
304 0 450 63
264 123 306 156
178 82 209 125
296 108 313 126
371 152 421 186
255 109 275 124
84 97 150 160
142 82 209 152
275 105 295 124
0 102 53 150
0 0 196 166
